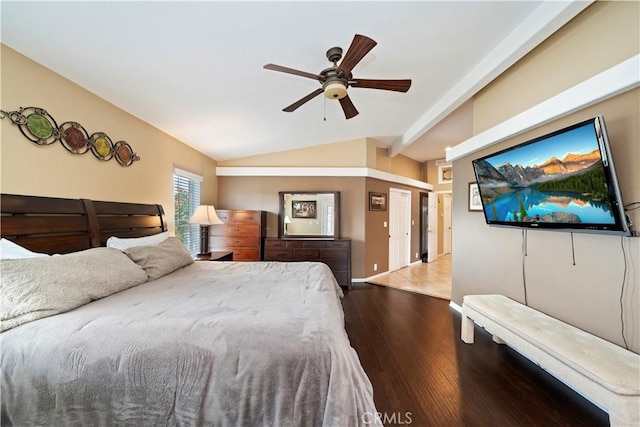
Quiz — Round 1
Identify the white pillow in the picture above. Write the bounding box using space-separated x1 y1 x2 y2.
0 238 49 259
106 231 170 251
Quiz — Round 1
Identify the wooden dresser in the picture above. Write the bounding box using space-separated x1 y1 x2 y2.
209 210 267 261
264 238 352 289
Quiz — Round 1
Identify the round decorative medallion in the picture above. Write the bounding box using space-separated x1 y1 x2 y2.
95 137 111 156
114 141 138 166
18 108 59 144
59 122 90 154
26 113 53 139
89 132 114 161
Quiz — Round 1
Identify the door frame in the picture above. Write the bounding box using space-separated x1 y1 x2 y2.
442 193 452 255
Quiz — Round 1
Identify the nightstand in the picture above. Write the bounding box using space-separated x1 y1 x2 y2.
196 251 234 261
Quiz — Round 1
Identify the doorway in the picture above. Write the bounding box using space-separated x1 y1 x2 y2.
420 192 439 263
388 188 411 272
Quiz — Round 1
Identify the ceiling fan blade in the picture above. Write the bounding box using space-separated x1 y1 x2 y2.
283 88 324 112
264 63 321 81
350 78 412 92
339 95 359 119
336 34 377 76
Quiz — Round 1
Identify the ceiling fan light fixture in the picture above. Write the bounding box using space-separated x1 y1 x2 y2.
324 81 347 100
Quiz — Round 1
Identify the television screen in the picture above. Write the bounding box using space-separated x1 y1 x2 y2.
471 116 631 235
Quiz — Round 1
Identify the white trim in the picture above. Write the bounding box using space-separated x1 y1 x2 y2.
173 167 203 183
447 54 640 162
449 300 462 314
216 166 433 191
357 271 389 282
391 1 591 157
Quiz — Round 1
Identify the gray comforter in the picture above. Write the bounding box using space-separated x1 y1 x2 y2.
1 261 380 426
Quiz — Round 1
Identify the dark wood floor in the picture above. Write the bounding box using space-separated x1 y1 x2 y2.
341 284 608 427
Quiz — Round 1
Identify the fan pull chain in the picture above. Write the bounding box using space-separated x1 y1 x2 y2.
323 97 327 121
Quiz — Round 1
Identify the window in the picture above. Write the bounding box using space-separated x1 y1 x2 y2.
173 168 202 256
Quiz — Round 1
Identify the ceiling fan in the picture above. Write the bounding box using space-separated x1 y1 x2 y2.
264 34 412 119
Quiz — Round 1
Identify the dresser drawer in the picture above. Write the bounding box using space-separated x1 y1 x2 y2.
211 224 259 237
319 248 348 259
216 210 232 223
295 249 320 259
326 240 349 249
265 239 287 249
229 248 260 261
210 236 259 248
264 248 295 260
231 211 262 224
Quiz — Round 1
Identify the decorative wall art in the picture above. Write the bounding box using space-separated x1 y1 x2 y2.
292 201 317 219
0 106 140 167
368 192 387 211
468 182 483 212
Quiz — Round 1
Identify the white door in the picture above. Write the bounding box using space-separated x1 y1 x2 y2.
443 194 452 255
427 192 438 263
389 189 411 272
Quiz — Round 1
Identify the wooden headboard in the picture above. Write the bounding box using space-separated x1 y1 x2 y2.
1 194 166 254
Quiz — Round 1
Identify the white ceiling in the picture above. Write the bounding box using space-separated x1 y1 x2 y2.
1 1 587 163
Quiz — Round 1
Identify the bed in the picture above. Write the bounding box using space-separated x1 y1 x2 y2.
0 194 380 426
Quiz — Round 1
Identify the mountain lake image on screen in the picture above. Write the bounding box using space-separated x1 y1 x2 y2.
471 116 631 235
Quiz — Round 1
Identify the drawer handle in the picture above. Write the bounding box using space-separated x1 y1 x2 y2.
231 228 240 232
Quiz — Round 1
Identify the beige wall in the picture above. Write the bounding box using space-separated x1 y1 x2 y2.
364 178 423 277
219 136 425 183
218 137 373 167
375 147 424 181
473 2 639 133
0 45 218 233
452 1 640 352
218 174 426 279
217 175 367 277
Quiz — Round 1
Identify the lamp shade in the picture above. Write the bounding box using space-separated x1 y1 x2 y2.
188 205 223 225
284 215 292 224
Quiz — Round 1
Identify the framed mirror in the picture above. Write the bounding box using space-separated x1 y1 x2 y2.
278 191 340 239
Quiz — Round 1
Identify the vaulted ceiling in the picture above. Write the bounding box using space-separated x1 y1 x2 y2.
1 1 589 162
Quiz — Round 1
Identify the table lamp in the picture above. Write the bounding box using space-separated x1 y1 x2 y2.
188 205 223 256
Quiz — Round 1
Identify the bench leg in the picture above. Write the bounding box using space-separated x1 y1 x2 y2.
461 312 475 344
492 335 506 344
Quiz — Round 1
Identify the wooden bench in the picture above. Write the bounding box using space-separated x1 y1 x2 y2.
461 294 640 427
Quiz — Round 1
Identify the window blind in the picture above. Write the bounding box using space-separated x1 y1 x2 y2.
173 171 202 256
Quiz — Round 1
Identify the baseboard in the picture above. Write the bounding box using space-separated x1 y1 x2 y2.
449 300 462 313
354 271 389 283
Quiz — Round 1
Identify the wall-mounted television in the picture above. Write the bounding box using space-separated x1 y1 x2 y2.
471 115 632 236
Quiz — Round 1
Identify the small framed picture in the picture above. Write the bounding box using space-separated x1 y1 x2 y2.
468 182 483 212
438 164 453 184
292 200 317 218
369 192 387 211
